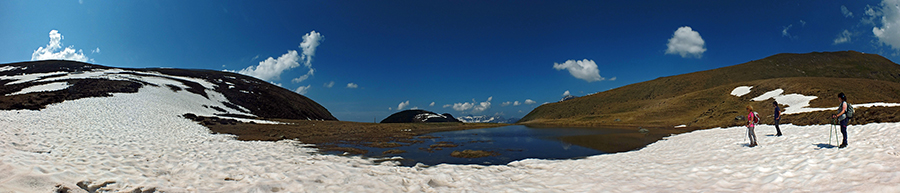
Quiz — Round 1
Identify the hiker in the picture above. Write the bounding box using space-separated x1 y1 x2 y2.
831 93 851 148
746 105 759 147
773 101 783 136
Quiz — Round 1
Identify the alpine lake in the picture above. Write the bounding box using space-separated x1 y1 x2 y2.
321 125 673 166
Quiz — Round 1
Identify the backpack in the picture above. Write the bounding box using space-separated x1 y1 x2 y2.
845 102 854 118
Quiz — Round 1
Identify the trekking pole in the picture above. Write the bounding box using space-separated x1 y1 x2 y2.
830 118 838 145
828 118 833 145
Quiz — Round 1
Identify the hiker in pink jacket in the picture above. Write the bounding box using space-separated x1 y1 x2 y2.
746 105 759 147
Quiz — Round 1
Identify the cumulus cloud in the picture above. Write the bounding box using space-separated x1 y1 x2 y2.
346 83 358 88
398 100 410 110
238 30 323 82
442 104 452 108
524 99 536 105
300 31 323 68
665 26 706 58
91 48 100 54
31 30 92 62
451 97 492 113
452 102 474 111
239 50 301 81
869 0 900 50
513 101 521 106
563 90 570 96
553 59 604 82
842 5 854 18
429 102 435 107
501 101 512 107
609 77 617 81
834 30 853 45
295 85 310 95
323 81 335 88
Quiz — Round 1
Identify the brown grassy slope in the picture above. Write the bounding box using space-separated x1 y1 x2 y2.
519 51 900 128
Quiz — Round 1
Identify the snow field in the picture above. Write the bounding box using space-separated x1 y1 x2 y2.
4 82 69 96
1 84 898 192
730 86 752 97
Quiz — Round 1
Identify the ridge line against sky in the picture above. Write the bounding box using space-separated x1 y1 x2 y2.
4 0 900 122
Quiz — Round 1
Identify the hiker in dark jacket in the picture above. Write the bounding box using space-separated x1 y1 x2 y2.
830 93 850 148
773 101 783 136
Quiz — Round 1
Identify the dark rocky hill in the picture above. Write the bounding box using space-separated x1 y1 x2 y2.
381 110 462 123
0 60 336 120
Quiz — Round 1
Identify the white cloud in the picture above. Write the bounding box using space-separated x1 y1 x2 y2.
294 85 310 95
553 59 604 82
800 20 806 27
869 0 900 50
31 30 92 62
834 30 853 45
501 101 511 107
524 99 536 105
665 26 706 58
237 30 323 83
323 81 335 88
429 102 435 107
563 90 570 96
513 101 521 106
238 50 300 81
842 5 854 18
442 104 452 108
472 97 492 113
91 48 100 54
291 69 314 83
453 102 474 111
609 77 617 81
346 83 358 88
398 100 410 110
300 30 323 68
451 97 492 113
782 24 794 38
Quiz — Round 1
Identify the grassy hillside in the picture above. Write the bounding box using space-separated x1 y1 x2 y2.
519 51 900 129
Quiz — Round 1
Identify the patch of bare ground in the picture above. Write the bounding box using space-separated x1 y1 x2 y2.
450 150 498 158
382 149 406 155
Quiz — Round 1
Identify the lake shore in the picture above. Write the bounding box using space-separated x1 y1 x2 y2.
194 115 508 155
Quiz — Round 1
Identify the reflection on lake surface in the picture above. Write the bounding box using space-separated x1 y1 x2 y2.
328 125 658 166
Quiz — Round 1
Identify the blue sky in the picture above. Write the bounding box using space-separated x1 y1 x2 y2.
3 0 900 122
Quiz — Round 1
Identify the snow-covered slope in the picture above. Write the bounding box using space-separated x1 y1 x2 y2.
0 60 336 120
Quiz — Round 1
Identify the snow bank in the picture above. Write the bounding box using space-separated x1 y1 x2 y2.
751 88 784 101
3 84 900 192
730 86 752 97
4 82 69 96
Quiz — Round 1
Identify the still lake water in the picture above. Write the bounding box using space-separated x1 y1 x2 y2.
342 125 642 166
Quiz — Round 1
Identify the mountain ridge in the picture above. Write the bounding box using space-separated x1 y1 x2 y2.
519 51 900 128
0 60 336 121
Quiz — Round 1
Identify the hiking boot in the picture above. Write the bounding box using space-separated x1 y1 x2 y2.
775 133 783 137
839 143 847 148
749 143 757 147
